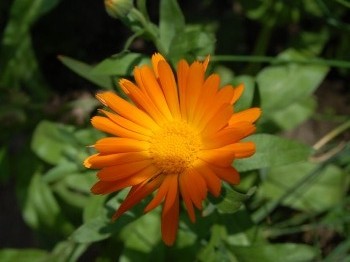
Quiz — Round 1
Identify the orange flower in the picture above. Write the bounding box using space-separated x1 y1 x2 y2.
84 53 261 245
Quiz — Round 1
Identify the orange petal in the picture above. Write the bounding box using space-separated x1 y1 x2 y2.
162 174 179 214
144 173 173 213
96 92 157 130
179 172 196 222
97 160 152 181
100 110 153 137
195 163 221 197
208 164 240 185
161 189 179 246
186 61 205 122
84 152 149 169
184 168 207 210
140 66 173 120
202 55 210 71
229 142 256 158
229 108 261 124
112 174 164 220
231 84 244 105
158 60 181 119
198 148 235 167
192 74 220 126
151 53 166 78
91 165 158 194
177 59 189 120
91 116 148 140
202 123 256 149
94 137 149 154
201 104 233 137
119 79 165 124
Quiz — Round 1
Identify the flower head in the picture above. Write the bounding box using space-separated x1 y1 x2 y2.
104 0 134 20
84 53 261 245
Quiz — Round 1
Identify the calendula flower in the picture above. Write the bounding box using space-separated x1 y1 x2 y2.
84 53 261 245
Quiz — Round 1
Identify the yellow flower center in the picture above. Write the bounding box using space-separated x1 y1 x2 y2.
149 121 202 175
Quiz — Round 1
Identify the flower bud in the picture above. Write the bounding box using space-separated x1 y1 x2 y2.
104 0 134 20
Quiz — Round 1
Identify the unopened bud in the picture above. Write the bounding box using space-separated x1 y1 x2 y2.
104 0 134 20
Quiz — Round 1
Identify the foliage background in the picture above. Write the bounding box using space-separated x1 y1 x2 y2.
0 0 349 261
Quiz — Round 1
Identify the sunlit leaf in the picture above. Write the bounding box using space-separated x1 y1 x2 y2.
235 134 312 172
257 49 329 114
270 96 317 130
260 162 348 212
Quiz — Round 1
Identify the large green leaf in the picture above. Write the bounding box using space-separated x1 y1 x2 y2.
58 56 112 89
23 171 73 235
260 162 348 212
0 249 49 262
31 120 78 165
71 190 142 243
168 27 216 63
119 211 161 261
270 96 317 130
235 134 312 172
229 243 317 262
159 0 185 54
256 49 328 114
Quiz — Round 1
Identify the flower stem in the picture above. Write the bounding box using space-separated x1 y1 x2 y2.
211 55 350 69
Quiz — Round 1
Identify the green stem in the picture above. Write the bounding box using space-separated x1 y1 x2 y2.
211 55 350 69
313 119 350 151
129 8 166 54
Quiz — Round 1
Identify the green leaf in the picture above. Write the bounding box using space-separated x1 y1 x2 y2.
23 171 73 235
270 96 317 130
256 49 329 114
53 173 95 208
159 0 185 54
0 249 49 262
51 241 88 262
119 211 161 261
229 243 317 262
91 52 149 76
31 120 77 165
260 162 348 212
83 195 108 223
74 128 105 146
235 134 312 172
58 56 112 89
71 190 142 243
168 27 216 63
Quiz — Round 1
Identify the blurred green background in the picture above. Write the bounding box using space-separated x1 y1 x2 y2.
1 0 349 261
